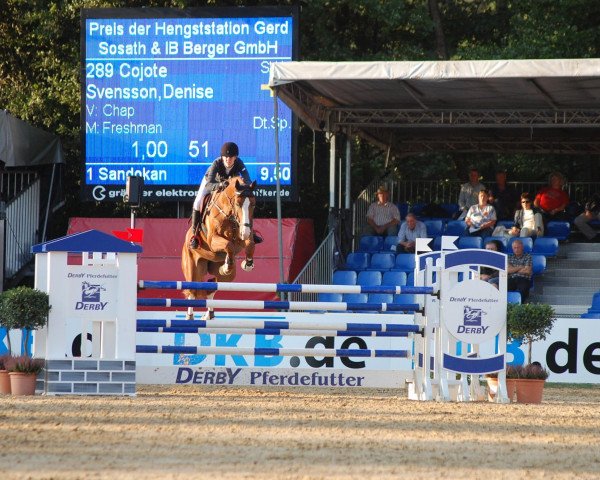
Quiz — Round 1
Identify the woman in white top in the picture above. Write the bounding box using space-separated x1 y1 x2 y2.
513 193 544 238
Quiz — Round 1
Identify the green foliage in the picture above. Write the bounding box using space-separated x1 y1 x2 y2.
2 0 600 238
0 287 51 331
507 302 556 345
5 355 45 374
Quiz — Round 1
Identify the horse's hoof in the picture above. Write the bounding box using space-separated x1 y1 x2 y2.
185 314 194 320
241 259 254 272
201 311 215 321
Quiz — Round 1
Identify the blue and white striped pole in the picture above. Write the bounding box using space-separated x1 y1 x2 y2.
138 280 434 296
136 326 412 337
137 319 420 333
137 298 421 312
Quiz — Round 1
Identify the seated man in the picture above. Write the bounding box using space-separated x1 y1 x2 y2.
506 239 533 303
465 189 497 237
534 171 570 226
394 213 427 253
457 167 485 219
488 169 519 221
365 185 401 236
574 194 600 242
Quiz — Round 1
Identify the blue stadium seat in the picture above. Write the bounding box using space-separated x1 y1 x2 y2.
546 221 571 241
342 293 369 311
317 292 343 303
344 252 369 271
410 202 427 217
358 235 384 253
432 235 443 251
383 235 398 251
367 253 395 271
533 237 559 257
382 271 407 287
497 220 515 229
406 271 415 286
368 293 394 305
507 291 522 304
398 202 410 218
532 254 546 275
393 293 417 306
458 236 483 249
445 220 467 237
393 253 416 273
332 270 357 285
424 220 444 237
357 270 382 287
507 236 533 254
441 203 460 218
482 236 508 251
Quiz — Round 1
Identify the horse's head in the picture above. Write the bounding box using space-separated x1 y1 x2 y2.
231 178 256 241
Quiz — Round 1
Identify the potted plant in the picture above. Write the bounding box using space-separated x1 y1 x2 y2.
507 303 555 404
0 286 50 396
5 355 45 395
0 354 12 395
0 286 51 356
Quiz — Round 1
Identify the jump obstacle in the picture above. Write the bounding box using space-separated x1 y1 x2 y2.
31 230 509 402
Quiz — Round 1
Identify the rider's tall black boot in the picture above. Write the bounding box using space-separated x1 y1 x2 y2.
189 209 200 249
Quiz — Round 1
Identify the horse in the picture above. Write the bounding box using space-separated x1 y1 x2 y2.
181 176 257 320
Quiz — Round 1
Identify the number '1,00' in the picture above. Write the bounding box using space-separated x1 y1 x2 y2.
132 140 168 158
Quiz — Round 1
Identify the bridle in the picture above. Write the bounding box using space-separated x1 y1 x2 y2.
211 185 255 231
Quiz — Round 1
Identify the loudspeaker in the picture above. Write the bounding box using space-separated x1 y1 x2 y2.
125 175 144 206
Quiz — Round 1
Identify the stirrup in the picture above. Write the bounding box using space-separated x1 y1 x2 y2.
253 233 263 244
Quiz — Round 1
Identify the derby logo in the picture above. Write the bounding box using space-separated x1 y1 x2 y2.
456 305 488 334
75 281 108 310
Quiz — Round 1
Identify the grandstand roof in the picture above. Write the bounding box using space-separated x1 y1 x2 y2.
269 58 600 156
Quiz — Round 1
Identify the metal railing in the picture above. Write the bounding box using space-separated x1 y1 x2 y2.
289 230 337 302
4 179 40 279
1 170 39 202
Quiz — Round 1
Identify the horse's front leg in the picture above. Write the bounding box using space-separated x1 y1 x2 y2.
208 234 235 276
201 291 216 320
241 239 256 272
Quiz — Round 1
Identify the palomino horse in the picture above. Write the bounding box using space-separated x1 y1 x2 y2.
181 176 256 319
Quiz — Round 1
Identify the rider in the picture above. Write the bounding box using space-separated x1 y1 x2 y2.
189 141 252 249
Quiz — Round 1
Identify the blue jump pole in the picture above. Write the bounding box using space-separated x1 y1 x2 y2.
138 280 434 296
137 298 421 312
136 319 421 333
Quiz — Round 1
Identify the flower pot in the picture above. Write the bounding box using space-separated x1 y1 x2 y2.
516 379 545 404
0 370 11 395
9 372 37 396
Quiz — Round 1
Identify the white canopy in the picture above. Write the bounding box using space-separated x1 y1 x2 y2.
270 59 600 155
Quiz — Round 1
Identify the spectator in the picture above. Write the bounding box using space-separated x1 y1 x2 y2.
534 171 570 225
465 189 497 237
457 167 486 219
574 194 600 242
394 213 427 253
506 238 532 303
365 185 400 236
488 169 519 221
513 193 544 238
480 240 504 284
